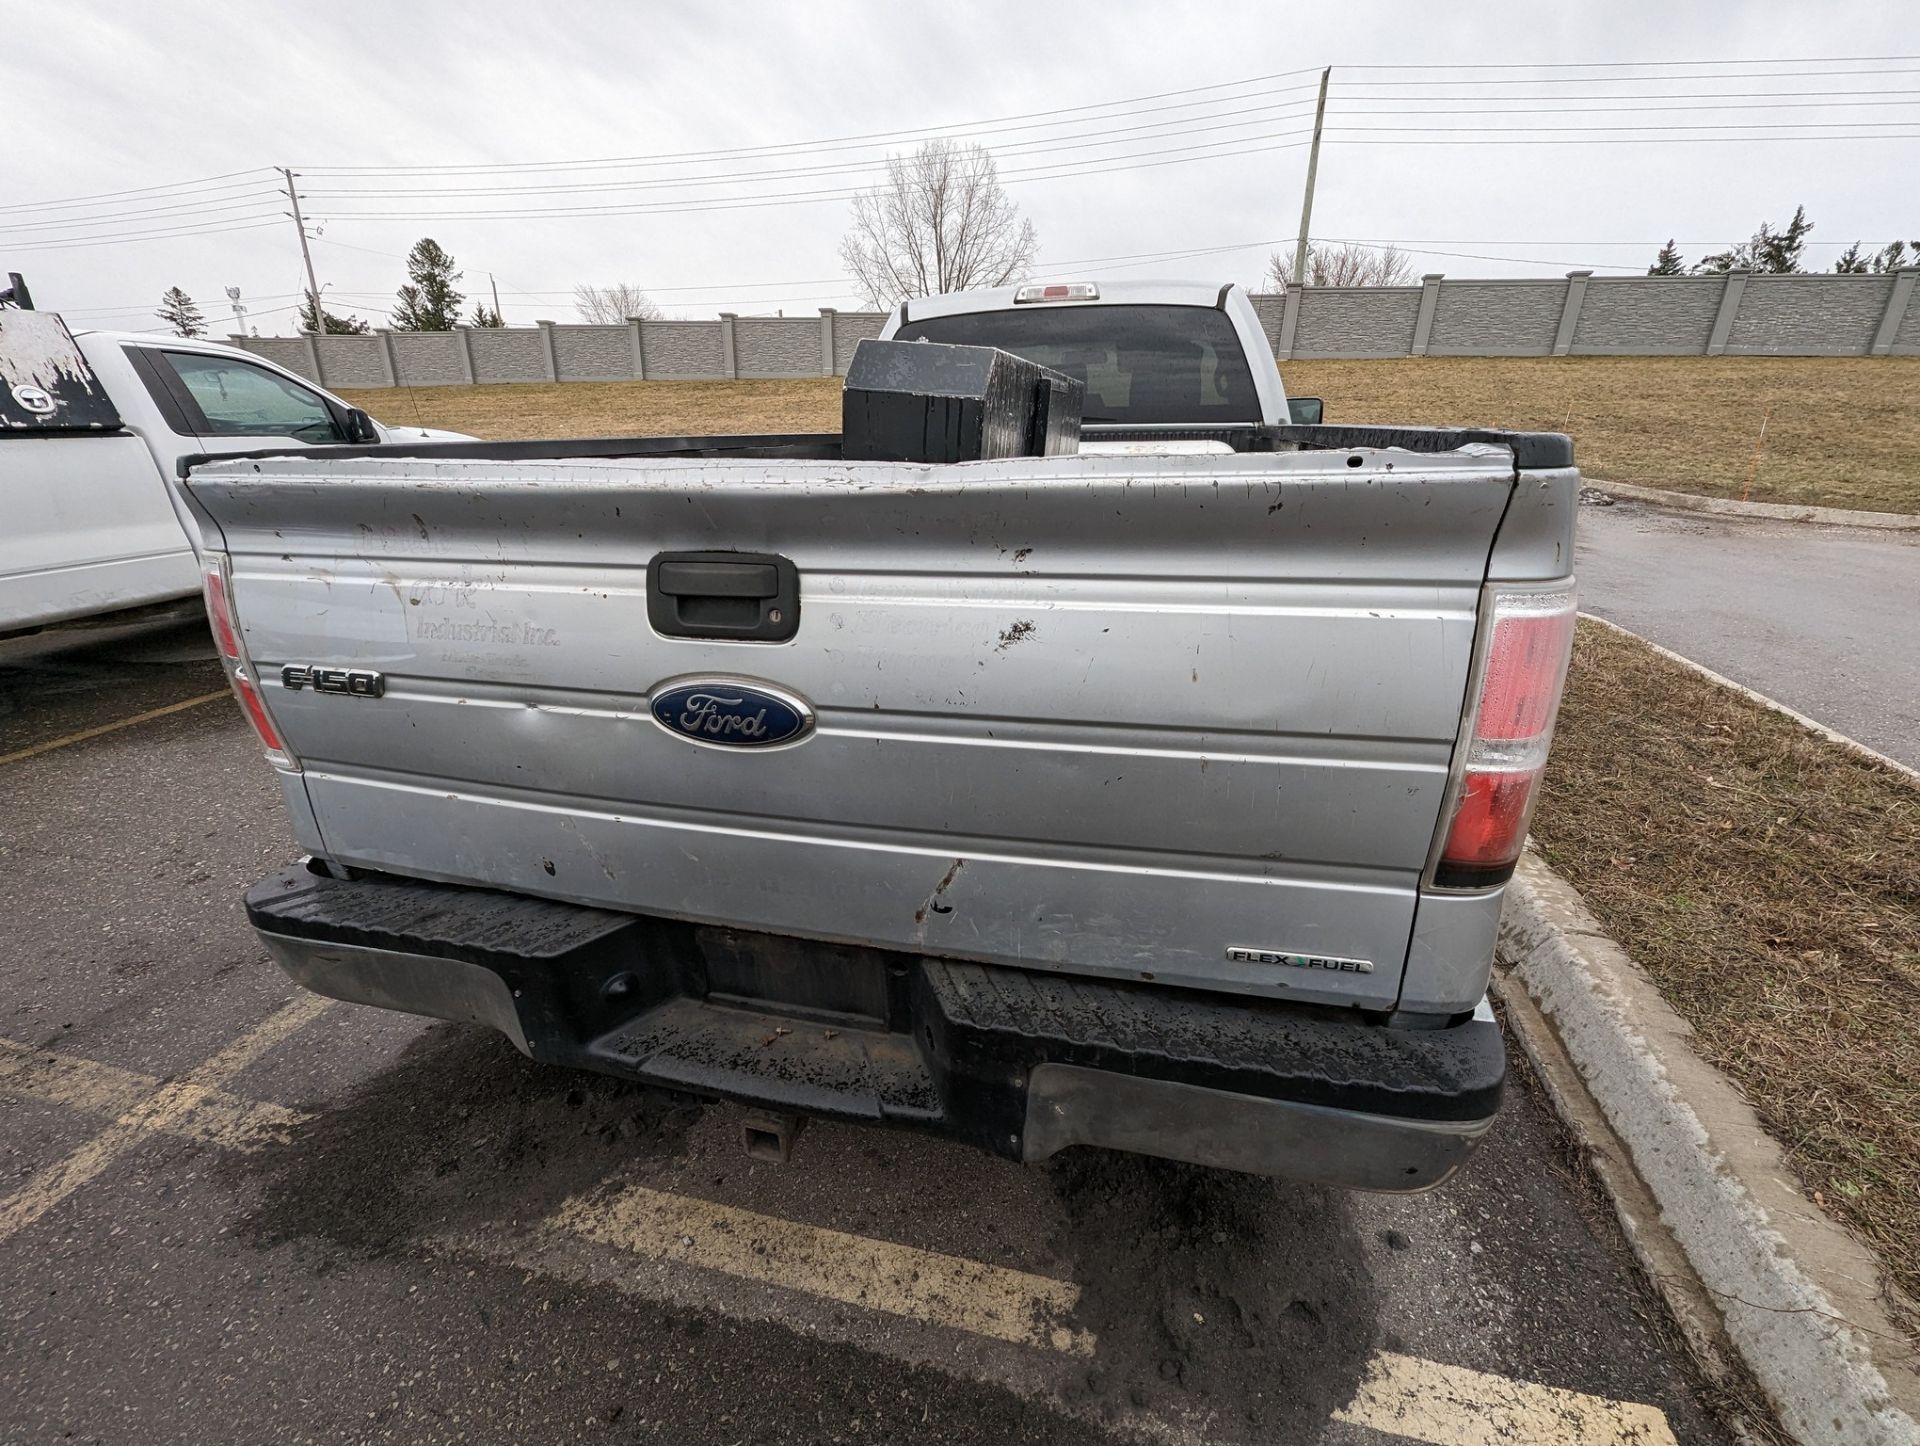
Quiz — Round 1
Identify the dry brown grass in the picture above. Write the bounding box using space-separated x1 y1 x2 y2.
342 356 1920 514
1283 356 1920 515
1534 621 1920 1320
340 377 841 442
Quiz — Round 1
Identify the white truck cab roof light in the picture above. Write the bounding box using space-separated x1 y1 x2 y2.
1013 283 1099 304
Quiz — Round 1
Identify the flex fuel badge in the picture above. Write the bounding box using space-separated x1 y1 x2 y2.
1225 946 1375 974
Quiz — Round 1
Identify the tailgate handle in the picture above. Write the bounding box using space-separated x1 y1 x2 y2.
655 560 778 599
648 551 799 642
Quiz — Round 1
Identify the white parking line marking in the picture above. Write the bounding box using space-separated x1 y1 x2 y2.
548 1183 1095 1355
0 1037 311 1151
1334 1349 1679 1445
0 995 330 1243
0 689 230 769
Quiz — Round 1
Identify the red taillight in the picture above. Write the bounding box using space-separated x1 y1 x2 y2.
200 557 296 769
202 564 243 660
1432 585 1576 889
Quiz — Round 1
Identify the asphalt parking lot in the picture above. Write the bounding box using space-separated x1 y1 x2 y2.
1577 499 1920 769
1 619 1736 1445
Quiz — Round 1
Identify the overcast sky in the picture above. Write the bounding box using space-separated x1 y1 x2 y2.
5 0 1915 335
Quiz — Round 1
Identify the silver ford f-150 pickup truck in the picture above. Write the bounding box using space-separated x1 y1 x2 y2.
175 280 1577 1191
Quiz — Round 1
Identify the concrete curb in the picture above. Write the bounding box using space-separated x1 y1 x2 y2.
1588 478 1920 531
1498 853 1920 1445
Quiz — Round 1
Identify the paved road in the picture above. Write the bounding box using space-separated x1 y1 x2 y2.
0 622 1736 1445
1576 499 1920 769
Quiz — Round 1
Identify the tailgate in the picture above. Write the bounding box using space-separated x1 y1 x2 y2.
187 447 1515 1008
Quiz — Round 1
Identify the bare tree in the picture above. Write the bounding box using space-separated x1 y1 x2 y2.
840 140 1038 308
1263 241 1416 291
573 282 662 324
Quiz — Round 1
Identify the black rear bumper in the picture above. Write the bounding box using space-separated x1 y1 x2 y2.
246 866 1505 1190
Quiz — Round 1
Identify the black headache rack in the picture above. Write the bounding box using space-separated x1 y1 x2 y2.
247 866 1506 1173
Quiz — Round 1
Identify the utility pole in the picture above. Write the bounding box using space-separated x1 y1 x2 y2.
1292 67 1332 287
490 273 503 323
225 286 248 336
280 167 323 333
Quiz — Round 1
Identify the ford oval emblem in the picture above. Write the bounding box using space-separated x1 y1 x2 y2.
648 677 814 750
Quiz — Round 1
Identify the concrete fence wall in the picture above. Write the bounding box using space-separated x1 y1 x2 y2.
1255 268 1920 360
236 271 1920 388
237 308 890 389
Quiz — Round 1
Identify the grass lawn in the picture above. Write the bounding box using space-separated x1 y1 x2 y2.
341 377 842 444
1283 357 1920 516
1533 621 1920 1320
341 354 1920 515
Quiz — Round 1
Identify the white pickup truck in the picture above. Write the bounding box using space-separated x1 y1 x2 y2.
175 280 1578 1190
0 308 466 638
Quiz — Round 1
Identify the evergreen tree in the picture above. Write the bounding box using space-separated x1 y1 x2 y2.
1871 240 1916 273
1753 206 1813 273
156 286 205 337
1647 240 1685 276
1833 243 1869 274
391 238 465 331
469 303 504 327
298 295 370 334
1697 206 1814 274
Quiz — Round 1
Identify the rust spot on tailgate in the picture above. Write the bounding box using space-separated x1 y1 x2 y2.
913 858 966 925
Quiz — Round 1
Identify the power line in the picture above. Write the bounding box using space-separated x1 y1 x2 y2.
300 98 1324 200
293 88 1920 209
128 300 309 333
0 168 279 216
1343 54 1920 69
33 91 1908 239
14 54 1919 270
1330 91 1920 110
1333 119 1920 132
292 81 1920 199
293 118 1916 229
1320 240 1638 270
1333 65 1920 86
0 195 286 239
1332 132 1920 145
10 218 286 253
298 130 1316 224
13 89 1328 242
56 290 304 317
13 56 1918 213
292 61 1920 177
295 68 1328 176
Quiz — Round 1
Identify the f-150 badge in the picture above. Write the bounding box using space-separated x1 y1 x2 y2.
648 677 813 750
281 664 384 697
